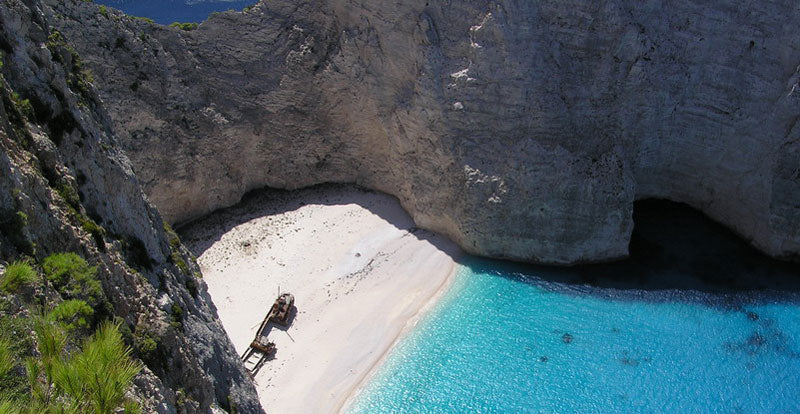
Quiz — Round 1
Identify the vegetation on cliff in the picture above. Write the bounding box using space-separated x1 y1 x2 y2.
0 253 141 413
169 22 199 31
0 1 263 410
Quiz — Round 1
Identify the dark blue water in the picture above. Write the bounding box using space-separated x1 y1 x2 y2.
94 0 254 24
350 201 800 413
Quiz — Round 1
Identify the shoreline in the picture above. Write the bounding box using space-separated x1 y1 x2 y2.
337 256 461 413
180 185 462 413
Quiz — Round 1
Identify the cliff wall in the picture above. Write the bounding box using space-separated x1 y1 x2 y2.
48 0 800 264
0 0 262 411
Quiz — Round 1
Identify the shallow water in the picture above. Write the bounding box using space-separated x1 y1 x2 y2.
350 258 800 413
350 201 800 413
94 0 253 24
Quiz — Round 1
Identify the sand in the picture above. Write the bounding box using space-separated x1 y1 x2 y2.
180 185 460 413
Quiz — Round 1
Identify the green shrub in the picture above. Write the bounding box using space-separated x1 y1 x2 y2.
9 92 33 122
98 5 108 17
80 217 105 252
0 262 36 293
52 322 141 413
163 222 180 250
111 316 134 346
42 253 102 306
13 211 26 228
54 180 80 209
132 327 158 361
25 319 67 406
164 222 190 274
0 315 33 402
173 254 189 274
169 22 198 31
136 335 157 354
47 299 94 331
184 277 198 298
69 68 95 107
170 303 183 330
123 400 142 414
45 29 94 107
133 16 154 24
171 303 183 321
0 400 18 414
0 338 14 377
6 320 141 412
0 338 17 407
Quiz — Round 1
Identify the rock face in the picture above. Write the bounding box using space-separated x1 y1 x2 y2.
47 0 800 264
0 0 262 411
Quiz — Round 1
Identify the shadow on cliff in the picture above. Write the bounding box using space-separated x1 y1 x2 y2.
179 184 798 307
464 199 800 307
177 183 462 263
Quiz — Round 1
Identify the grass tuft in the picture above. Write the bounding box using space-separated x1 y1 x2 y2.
47 299 94 331
0 261 36 293
42 253 102 308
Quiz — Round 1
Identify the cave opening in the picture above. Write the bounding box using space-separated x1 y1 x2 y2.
617 199 799 293
480 199 800 306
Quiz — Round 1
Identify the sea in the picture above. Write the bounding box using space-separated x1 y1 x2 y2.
349 201 800 413
92 0 253 24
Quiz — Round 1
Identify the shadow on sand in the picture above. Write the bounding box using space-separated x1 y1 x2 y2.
261 306 298 338
177 183 461 262
179 184 799 308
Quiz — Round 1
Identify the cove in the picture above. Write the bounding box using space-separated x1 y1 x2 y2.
349 201 800 413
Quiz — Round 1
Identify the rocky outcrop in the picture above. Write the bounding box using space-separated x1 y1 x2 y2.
47 0 800 264
0 0 262 411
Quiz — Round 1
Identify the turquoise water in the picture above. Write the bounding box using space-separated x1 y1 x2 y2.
94 0 253 24
350 257 800 413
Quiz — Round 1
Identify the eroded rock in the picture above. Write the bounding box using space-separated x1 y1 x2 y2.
45 0 800 264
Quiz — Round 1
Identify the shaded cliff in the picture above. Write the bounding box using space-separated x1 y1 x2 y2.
0 0 262 411
47 0 800 264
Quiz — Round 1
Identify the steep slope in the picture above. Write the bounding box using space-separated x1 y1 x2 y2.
0 0 262 411
47 0 800 264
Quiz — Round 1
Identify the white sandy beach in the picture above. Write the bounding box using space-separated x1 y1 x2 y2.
180 185 460 413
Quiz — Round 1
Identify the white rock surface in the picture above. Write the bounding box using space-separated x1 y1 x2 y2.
47 0 800 264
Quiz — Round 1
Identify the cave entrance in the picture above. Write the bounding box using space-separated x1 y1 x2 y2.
567 199 800 295
500 199 800 301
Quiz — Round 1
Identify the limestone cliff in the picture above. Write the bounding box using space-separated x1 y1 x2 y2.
0 0 262 411
47 0 800 264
